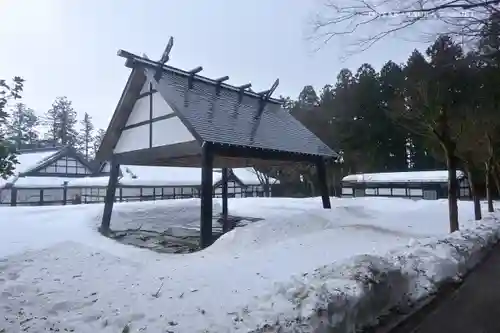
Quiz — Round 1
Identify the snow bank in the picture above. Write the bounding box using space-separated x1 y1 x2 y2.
91 199 222 232
0 197 499 333
228 214 500 332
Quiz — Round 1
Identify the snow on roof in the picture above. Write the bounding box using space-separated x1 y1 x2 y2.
15 149 59 174
0 149 60 188
342 170 465 184
119 166 276 187
67 177 111 187
121 165 215 186
13 176 77 188
230 168 279 185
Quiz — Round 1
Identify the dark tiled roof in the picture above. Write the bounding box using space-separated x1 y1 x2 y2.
145 68 337 158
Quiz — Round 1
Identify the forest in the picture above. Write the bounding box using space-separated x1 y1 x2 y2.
1 9 500 233
258 12 500 232
0 92 106 160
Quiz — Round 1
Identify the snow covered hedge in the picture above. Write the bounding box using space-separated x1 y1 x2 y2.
228 214 500 333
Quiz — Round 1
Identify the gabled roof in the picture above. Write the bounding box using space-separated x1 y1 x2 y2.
97 50 338 167
14 146 61 175
23 145 95 176
1 146 97 188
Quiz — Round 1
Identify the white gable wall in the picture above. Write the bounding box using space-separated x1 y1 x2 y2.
114 92 196 154
139 81 150 94
125 97 150 126
114 125 150 153
152 118 195 147
152 92 174 118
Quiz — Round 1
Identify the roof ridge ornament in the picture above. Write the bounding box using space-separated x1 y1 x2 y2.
237 83 252 103
116 40 283 105
154 36 174 81
215 76 229 96
256 78 279 118
258 78 279 100
188 66 203 89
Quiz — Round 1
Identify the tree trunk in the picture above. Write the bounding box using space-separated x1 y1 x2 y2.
493 162 500 197
465 165 481 220
486 158 494 213
264 177 270 197
445 147 459 232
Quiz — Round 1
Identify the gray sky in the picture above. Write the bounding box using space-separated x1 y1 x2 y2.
0 0 424 131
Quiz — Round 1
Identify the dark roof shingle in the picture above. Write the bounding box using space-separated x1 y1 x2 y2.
147 67 337 158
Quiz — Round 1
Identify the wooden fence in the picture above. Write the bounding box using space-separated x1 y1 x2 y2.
0 183 267 207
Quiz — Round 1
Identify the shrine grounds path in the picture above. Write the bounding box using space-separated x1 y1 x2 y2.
386 242 500 333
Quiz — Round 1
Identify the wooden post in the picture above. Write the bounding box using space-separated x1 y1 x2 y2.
10 188 17 207
62 182 68 205
200 143 214 248
101 159 120 235
316 158 331 209
221 167 230 232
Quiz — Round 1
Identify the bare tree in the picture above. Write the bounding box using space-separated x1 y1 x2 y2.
250 165 280 197
313 0 500 54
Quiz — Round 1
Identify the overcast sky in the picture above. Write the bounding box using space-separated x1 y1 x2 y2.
0 0 424 130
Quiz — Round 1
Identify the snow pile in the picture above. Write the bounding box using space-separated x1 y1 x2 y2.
228 214 500 332
0 197 499 332
91 199 222 232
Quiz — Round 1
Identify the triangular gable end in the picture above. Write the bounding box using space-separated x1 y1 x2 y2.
23 147 94 177
111 72 201 163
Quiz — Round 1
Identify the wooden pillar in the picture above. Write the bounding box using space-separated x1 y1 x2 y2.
221 167 230 232
62 182 68 205
316 157 331 209
101 158 120 235
200 143 214 248
10 188 17 207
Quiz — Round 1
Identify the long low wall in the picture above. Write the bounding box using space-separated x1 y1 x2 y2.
0 183 269 206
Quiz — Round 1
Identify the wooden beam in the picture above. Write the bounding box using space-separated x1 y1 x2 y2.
256 79 280 117
238 83 252 90
215 76 229 96
188 66 203 89
100 159 120 235
215 76 229 83
159 36 174 64
316 157 331 209
200 142 214 248
238 83 252 103
117 50 283 104
258 78 279 99
221 167 230 232
156 36 175 81
212 142 321 163
188 66 203 74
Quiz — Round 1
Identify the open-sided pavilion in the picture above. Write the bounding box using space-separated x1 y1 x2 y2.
97 38 339 248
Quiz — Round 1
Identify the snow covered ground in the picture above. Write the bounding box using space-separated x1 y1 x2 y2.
0 197 499 332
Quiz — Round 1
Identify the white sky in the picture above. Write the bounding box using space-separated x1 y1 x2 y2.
0 0 425 131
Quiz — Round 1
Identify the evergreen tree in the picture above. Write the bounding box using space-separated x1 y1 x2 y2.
6 103 38 149
296 85 319 110
392 36 466 232
93 128 106 159
0 77 24 178
379 61 409 171
77 112 95 159
44 96 78 146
